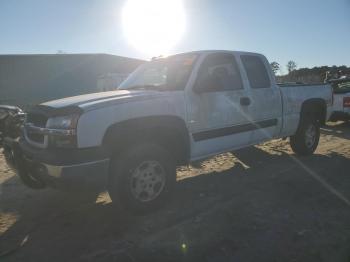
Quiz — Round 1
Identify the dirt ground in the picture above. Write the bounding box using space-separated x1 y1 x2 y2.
0 122 350 262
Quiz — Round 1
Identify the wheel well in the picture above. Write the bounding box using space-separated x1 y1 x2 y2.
102 116 190 165
300 99 327 125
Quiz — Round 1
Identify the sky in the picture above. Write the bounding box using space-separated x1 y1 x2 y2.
0 0 349 71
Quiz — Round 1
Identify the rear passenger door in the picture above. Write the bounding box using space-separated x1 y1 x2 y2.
240 55 282 142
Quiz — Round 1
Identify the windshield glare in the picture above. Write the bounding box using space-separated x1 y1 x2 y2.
119 54 198 91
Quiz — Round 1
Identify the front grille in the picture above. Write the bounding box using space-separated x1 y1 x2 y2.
26 112 48 145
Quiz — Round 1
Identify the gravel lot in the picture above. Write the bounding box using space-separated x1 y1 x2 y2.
1 122 350 262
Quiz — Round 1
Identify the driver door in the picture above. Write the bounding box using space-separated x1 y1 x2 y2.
186 52 254 159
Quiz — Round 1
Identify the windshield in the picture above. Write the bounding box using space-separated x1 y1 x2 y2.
118 54 198 91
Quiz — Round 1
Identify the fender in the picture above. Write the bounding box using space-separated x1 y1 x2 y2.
300 98 327 125
102 115 191 165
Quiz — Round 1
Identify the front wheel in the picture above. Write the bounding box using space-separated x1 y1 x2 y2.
290 116 320 156
108 143 176 214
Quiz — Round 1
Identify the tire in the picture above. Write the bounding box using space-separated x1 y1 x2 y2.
290 115 320 156
108 143 176 214
7 144 46 189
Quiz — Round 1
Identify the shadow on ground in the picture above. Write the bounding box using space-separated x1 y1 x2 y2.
1 123 350 262
322 121 350 139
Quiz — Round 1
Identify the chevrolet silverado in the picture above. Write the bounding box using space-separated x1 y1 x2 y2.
3 50 333 213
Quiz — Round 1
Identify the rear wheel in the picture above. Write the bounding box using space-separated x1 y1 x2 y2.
290 115 320 155
108 143 176 214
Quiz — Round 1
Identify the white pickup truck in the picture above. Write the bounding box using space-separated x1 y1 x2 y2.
3 50 333 213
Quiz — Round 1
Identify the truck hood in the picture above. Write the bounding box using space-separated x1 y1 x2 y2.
41 90 165 111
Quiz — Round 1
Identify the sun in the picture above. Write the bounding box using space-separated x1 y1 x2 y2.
122 0 186 56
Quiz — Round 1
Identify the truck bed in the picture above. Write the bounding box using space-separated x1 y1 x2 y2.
277 83 333 137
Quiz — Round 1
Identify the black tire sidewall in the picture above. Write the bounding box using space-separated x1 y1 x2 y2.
290 116 320 155
108 144 176 214
303 120 320 153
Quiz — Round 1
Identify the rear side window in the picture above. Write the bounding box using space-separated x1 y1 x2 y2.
198 53 243 91
241 55 271 88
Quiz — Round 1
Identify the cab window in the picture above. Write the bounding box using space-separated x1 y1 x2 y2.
197 53 243 91
241 55 271 88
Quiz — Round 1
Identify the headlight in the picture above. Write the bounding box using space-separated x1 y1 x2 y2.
46 114 79 148
46 114 79 129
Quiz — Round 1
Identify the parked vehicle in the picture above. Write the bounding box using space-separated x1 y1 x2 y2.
328 78 350 121
0 105 25 147
3 50 333 213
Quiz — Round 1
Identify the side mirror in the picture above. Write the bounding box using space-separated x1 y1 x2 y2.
193 74 223 93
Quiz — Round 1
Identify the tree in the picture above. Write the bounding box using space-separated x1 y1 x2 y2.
270 62 280 75
286 60 297 74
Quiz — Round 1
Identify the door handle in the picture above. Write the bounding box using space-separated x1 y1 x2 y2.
240 97 251 106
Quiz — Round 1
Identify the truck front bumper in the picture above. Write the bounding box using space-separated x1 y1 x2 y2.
2 137 110 191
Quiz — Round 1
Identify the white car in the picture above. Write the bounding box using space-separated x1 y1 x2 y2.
329 78 350 121
3 50 333 213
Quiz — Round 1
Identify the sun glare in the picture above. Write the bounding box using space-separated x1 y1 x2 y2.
122 0 186 56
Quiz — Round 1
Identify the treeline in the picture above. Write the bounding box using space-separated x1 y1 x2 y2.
271 61 350 84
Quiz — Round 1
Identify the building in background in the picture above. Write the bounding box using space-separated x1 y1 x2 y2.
0 54 144 107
